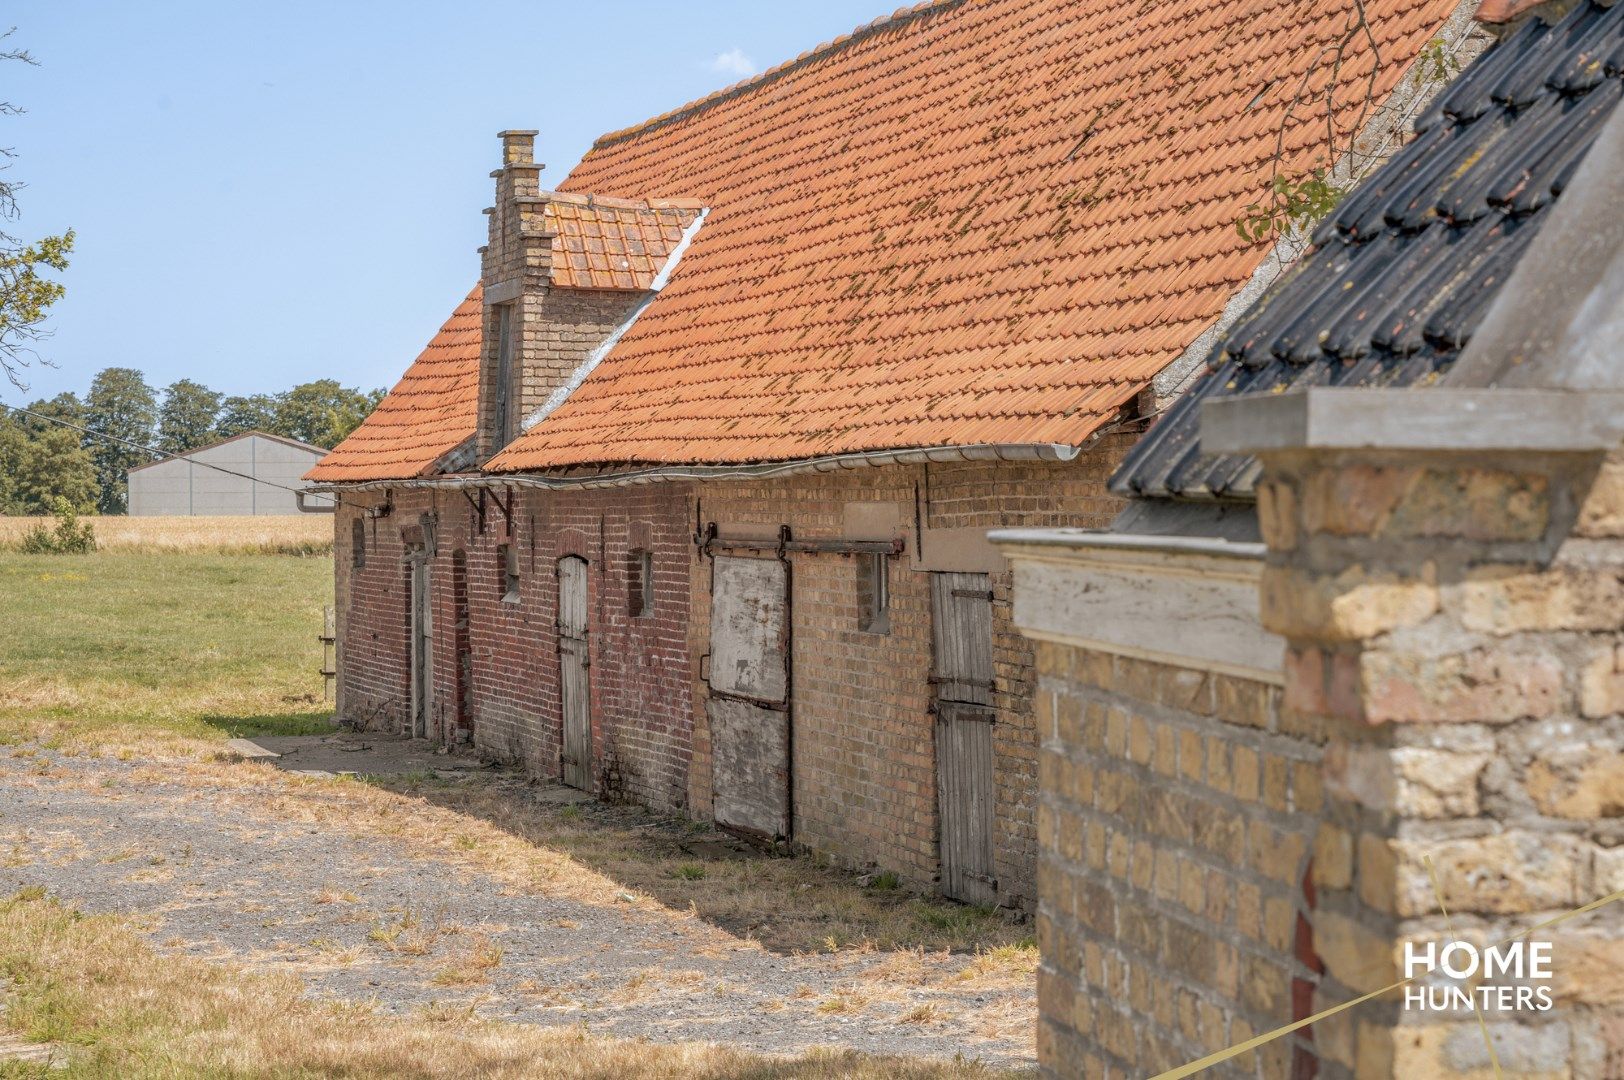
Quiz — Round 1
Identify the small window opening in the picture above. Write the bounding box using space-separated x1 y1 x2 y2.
628 548 654 617
857 552 889 634
498 543 520 603
493 304 515 447
351 518 366 569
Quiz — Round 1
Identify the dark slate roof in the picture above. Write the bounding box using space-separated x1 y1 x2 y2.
1112 0 1624 501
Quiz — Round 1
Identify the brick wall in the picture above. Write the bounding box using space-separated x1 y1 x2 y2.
476 287 641 460
334 491 427 732
689 439 1133 907
334 438 1139 904
475 130 645 461
461 483 695 811
1011 443 1624 1079
334 482 696 814
1030 644 1328 1078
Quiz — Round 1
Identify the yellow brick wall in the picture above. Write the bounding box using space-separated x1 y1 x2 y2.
688 442 1132 905
1033 643 1327 1078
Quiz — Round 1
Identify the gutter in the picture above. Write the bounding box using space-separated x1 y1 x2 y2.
307 441 1081 494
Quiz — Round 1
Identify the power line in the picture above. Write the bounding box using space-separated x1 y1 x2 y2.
0 401 337 504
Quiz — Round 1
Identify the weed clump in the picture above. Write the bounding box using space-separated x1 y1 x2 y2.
17 500 96 555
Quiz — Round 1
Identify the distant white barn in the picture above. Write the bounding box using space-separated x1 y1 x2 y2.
127 431 333 515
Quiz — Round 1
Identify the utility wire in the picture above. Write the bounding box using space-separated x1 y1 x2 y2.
0 401 336 504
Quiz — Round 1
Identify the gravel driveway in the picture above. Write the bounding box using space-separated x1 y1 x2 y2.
0 744 1033 1069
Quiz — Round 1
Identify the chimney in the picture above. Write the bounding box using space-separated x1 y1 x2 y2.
474 131 653 463
500 129 536 167
478 130 551 459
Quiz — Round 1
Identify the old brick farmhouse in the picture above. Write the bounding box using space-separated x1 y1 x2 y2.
309 0 1467 909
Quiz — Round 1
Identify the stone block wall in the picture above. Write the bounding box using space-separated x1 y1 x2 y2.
1253 447 1624 1080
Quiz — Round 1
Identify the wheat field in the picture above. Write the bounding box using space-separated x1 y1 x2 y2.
0 514 332 554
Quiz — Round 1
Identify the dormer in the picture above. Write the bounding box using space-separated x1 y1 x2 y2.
476 130 704 461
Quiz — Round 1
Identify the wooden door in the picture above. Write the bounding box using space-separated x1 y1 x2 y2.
930 572 997 905
557 556 592 790
408 555 432 740
451 550 471 747
707 555 791 841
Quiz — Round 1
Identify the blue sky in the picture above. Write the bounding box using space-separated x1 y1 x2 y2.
3 0 886 405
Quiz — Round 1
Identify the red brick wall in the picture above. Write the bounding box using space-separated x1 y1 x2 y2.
335 483 696 813
460 483 695 810
334 491 430 732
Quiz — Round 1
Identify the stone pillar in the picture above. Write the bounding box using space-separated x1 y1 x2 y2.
1214 392 1624 1079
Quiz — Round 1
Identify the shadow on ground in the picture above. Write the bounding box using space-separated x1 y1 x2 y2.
200 709 337 740
228 732 1026 958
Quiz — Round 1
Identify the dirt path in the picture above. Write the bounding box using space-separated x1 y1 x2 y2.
0 745 1033 1069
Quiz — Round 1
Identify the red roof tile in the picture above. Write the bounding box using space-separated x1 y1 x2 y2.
305 288 482 482
544 195 704 291
486 0 1462 471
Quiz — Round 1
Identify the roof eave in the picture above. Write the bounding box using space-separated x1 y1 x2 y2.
308 441 1081 493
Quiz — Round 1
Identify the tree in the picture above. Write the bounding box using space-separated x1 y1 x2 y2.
23 390 84 430
273 379 383 449
1 31 73 391
0 414 95 514
156 378 221 454
214 393 279 440
83 366 157 514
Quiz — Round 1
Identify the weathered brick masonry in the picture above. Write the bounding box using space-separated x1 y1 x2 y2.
1013 596 1327 1076
1248 447 1624 1079
1004 443 1624 1079
335 481 696 814
334 438 1136 907
689 443 1132 907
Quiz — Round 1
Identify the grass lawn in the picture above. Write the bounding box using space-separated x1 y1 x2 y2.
0 550 334 748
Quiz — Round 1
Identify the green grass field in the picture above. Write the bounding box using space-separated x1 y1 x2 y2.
0 551 334 747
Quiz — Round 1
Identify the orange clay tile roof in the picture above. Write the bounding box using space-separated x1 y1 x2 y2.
305 288 482 482
484 0 1462 472
544 195 704 291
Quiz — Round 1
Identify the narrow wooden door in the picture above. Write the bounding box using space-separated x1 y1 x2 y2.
450 550 472 747
557 556 592 790
930 572 997 905
707 555 791 842
408 555 432 740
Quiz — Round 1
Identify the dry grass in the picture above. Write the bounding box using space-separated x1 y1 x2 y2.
361 772 1037 960
0 890 1008 1079
0 514 330 554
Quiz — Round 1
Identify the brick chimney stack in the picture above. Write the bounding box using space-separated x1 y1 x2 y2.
478 129 553 460
475 131 654 462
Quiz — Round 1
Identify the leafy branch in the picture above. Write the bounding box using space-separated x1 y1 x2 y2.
1239 0 1380 245
0 27 75 391
1236 169 1347 242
